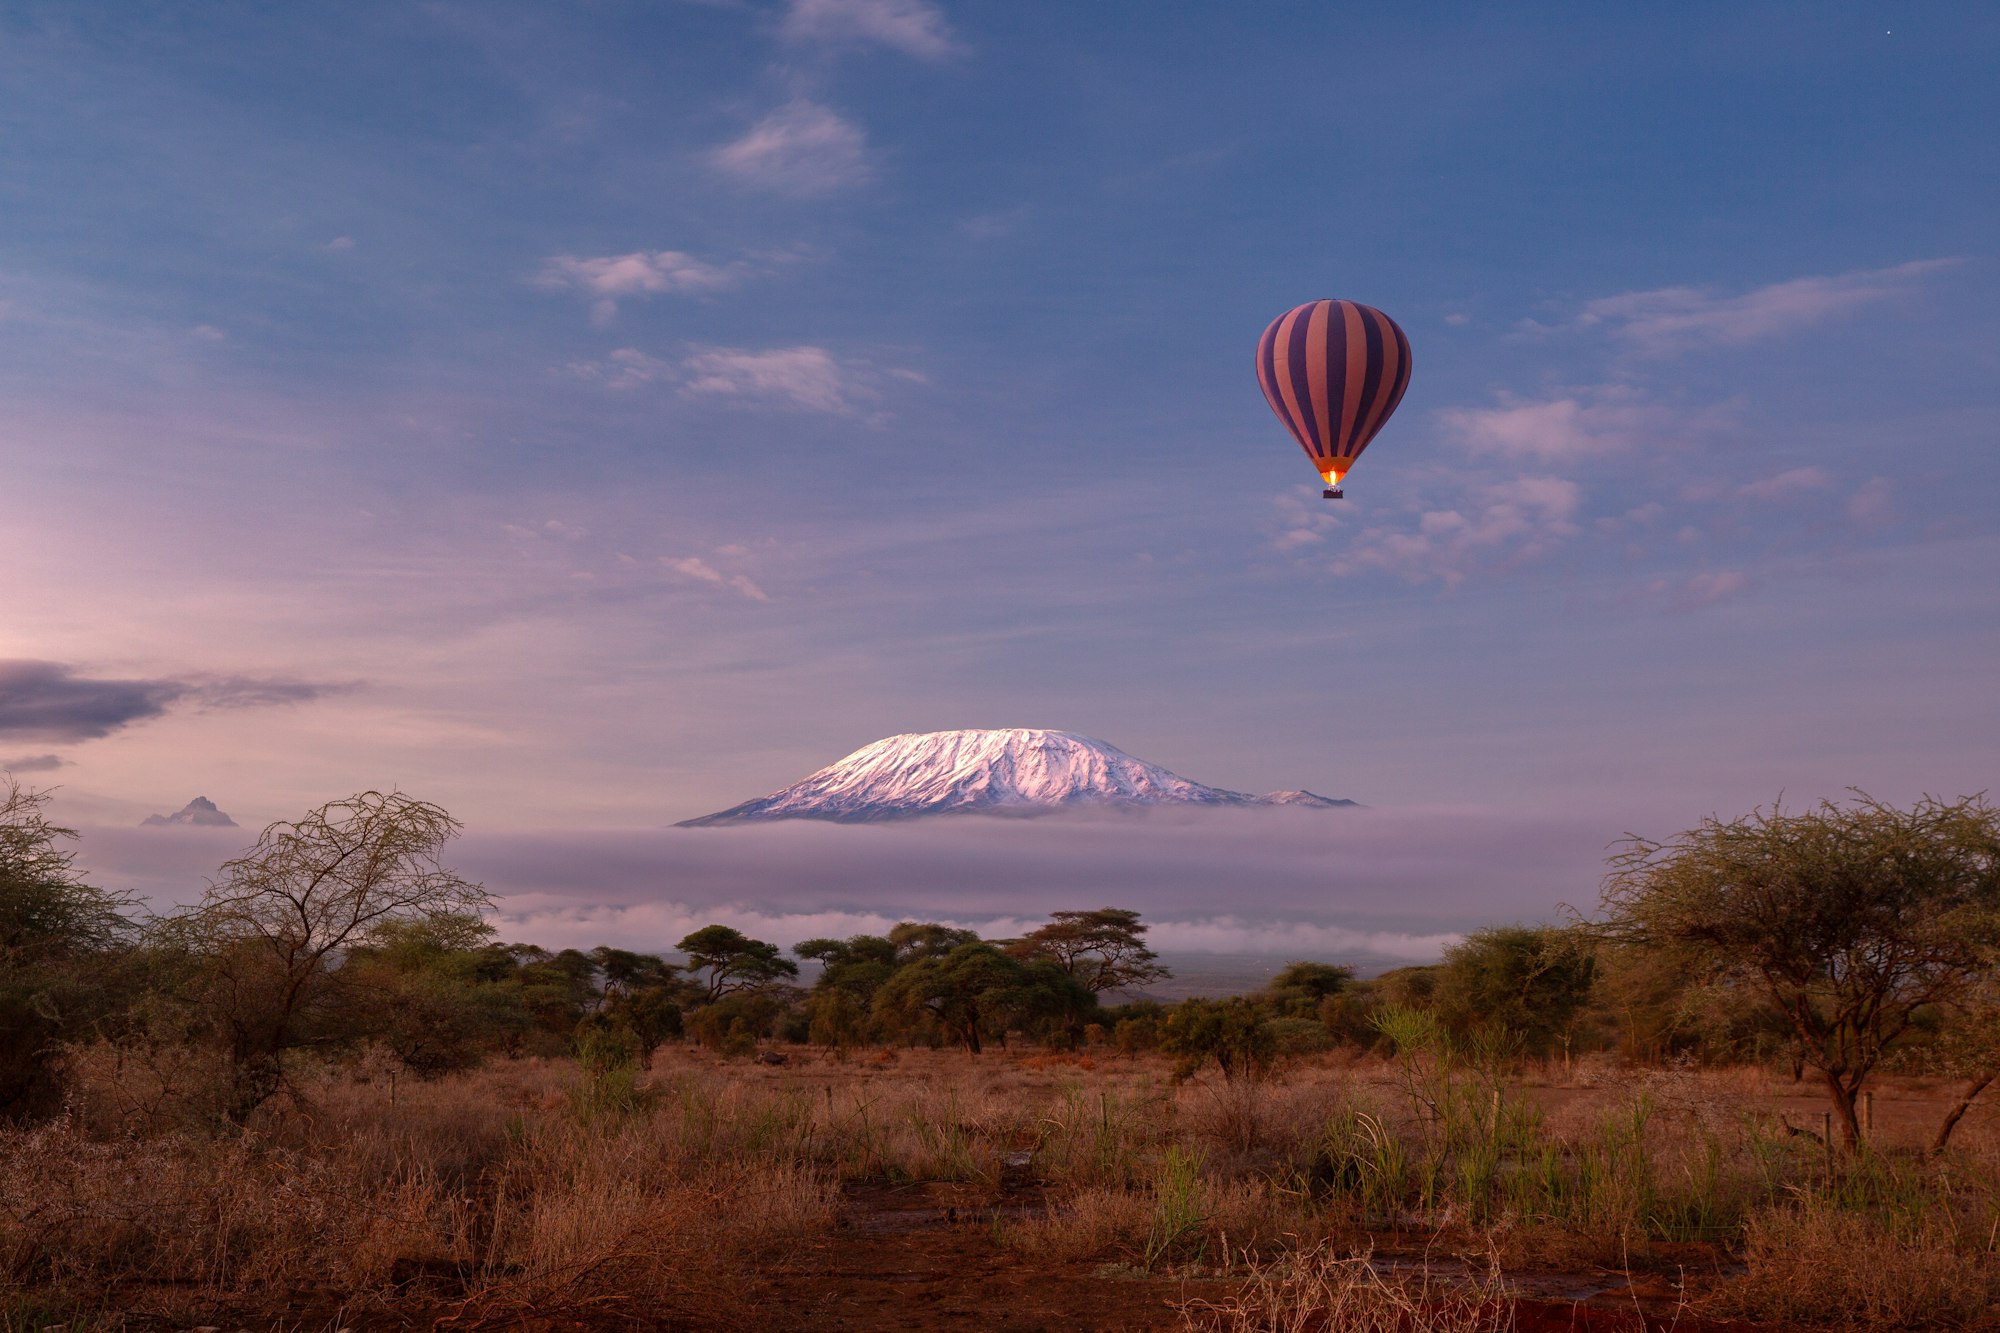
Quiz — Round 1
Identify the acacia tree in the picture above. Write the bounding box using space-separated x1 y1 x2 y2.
675 925 797 1003
796 934 898 1053
1431 925 1597 1057
1160 997 1274 1082
1261 961 1355 1018
795 933 898 1001
159 790 489 1121
886 920 979 965
1598 792 2000 1151
1008 908 1170 994
338 913 525 1078
0 777 139 1119
873 941 1021 1054
1924 958 2000 1153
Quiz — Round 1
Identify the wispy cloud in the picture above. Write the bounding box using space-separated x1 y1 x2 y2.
566 343 910 415
1569 259 1957 354
662 555 770 602
1848 477 1897 528
1437 388 1667 462
960 207 1029 240
709 101 871 195
186 675 343 710
780 0 960 60
565 346 678 390
536 250 741 325
1737 466 1834 502
1 754 65 773
1648 569 1751 611
1330 477 1582 586
1268 487 1344 552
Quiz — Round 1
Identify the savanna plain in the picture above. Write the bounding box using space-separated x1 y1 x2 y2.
6 785 2000 1331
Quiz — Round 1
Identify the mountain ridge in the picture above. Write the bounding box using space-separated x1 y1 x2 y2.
679 728 1356 826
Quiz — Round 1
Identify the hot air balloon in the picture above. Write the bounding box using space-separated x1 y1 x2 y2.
1256 299 1412 498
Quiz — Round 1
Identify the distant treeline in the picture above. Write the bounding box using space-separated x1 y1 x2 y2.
4 780 1996 1150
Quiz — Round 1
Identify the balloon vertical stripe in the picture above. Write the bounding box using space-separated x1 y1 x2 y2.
1305 301 1332 458
1255 299 1412 484
1352 309 1386 453
1338 302 1367 455
1273 307 1312 450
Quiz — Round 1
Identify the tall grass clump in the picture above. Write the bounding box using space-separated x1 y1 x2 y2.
568 1025 649 1121
1710 1189 2000 1330
1143 1145 1210 1269
1035 1082 1156 1188
1180 1241 1514 1333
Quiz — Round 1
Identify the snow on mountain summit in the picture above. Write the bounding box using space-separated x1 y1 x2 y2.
677 728 1355 826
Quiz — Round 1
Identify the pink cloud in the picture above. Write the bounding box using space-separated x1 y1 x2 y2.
1331 476 1582 585
537 250 740 324
710 101 871 196
1738 466 1834 501
781 0 960 60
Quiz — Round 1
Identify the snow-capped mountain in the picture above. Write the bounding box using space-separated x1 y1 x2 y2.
140 796 238 828
678 728 1356 826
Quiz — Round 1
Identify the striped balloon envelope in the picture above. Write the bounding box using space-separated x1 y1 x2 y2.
1255 299 1412 492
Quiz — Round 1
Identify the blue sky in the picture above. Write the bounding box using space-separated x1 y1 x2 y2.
4 2 1997 953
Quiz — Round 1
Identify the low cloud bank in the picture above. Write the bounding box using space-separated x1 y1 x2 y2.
72 806 1615 965
463 806 1607 962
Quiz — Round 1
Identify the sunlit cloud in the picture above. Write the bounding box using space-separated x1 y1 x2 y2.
680 344 879 414
1437 389 1666 462
536 249 742 324
662 555 770 602
709 101 871 195
780 0 961 60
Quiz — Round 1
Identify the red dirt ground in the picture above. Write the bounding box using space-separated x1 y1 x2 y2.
740 1180 1783 1333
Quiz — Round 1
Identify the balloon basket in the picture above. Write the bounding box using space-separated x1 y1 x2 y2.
1322 488 1344 500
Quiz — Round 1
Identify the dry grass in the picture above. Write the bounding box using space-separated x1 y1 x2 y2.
1705 1195 2000 1330
2 1051 835 1324
7 1044 1999 1329
1179 1241 1515 1333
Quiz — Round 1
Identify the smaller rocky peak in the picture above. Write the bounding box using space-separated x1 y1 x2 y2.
141 796 239 828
